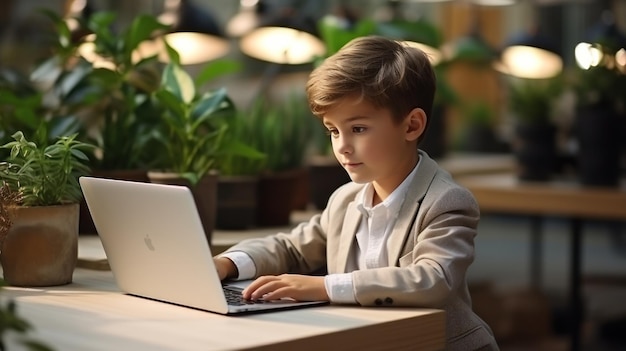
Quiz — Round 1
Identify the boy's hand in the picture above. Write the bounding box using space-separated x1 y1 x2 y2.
213 257 237 281
242 275 329 302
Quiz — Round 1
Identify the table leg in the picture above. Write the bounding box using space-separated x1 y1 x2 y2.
570 218 583 351
530 216 543 288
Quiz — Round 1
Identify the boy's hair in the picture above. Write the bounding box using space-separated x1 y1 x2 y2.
306 35 436 140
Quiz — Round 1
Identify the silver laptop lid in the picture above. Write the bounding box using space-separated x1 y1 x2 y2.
79 177 230 314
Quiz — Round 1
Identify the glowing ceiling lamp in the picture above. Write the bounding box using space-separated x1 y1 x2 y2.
137 0 230 65
574 12 626 73
239 7 326 65
495 29 563 79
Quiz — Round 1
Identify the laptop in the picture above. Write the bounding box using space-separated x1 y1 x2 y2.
79 176 327 315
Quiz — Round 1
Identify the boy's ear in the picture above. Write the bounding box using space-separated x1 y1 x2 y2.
405 108 427 142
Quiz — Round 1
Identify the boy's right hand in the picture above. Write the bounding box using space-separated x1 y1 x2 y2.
213 257 237 281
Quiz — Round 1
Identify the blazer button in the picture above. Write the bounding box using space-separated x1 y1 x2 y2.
384 297 393 305
374 298 383 306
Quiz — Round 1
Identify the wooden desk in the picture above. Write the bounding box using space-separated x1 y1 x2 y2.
2 268 445 351
457 173 626 351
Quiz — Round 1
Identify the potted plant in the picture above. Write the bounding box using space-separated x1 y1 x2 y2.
507 76 563 181
572 48 626 186
0 131 94 287
244 95 313 226
454 101 501 153
213 109 266 230
149 48 258 241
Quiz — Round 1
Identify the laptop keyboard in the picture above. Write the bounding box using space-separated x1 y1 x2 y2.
223 286 264 306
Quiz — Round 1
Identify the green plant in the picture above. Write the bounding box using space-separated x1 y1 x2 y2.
572 31 626 113
316 17 377 62
464 101 494 127
216 110 267 176
0 10 92 157
68 11 169 170
508 76 563 124
573 65 626 112
0 131 94 206
0 10 164 171
0 282 54 351
245 94 313 172
151 48 260 184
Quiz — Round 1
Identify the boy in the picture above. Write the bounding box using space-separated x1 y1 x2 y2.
214 36 499 350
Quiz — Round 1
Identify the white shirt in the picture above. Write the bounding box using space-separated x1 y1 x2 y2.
221 159 421 304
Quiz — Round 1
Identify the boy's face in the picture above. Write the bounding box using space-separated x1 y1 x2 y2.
322 96 422 193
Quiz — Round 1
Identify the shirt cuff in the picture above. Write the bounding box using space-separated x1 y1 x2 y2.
219 251 256 280
324 273 357 304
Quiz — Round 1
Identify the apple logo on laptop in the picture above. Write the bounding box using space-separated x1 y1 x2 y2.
144 235 156 251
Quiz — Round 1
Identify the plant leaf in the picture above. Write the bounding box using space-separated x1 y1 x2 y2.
194 59 242 87
125 15 169 56
161 63 195 104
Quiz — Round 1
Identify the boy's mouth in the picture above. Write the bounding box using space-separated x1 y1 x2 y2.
343 162 363 169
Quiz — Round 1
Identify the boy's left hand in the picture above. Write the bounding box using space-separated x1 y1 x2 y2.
242 274 329 302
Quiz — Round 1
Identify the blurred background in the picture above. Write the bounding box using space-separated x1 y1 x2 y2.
1 0 626 350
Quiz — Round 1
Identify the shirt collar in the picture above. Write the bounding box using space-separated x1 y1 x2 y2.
355 157 422 218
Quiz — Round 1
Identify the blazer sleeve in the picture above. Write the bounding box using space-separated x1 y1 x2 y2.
220 183 360 276
351 174 480 308
221 215 327 276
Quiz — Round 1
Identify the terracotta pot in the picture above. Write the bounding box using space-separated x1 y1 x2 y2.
1 203 79 286
216 175 258 230
147 171 217 244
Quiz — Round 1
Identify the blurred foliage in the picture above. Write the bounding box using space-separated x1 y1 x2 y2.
243 94 314 172
508 76 564 124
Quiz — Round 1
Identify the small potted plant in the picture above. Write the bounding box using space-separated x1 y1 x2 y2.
507 76 563 181
0 131 94 287
454 101 500 153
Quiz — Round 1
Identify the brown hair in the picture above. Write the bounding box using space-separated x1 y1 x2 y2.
306 35 436 132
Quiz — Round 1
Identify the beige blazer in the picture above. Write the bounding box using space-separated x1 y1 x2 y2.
224 151 498 350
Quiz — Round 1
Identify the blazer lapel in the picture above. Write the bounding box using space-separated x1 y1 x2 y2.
386 151 440 266
335 200 362 273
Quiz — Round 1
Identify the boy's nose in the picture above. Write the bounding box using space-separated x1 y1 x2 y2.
335 136 352 155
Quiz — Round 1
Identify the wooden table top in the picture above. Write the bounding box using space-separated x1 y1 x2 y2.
457 173 626 220
1 268 445 351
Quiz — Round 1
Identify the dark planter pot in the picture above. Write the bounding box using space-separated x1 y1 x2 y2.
79 169 149 234
308 156 350 210
459 124 500 153
148 171 218 244
216 175 258 230
256 169 301 227
513 123 557 181
575 104 623 187
291 167 311 211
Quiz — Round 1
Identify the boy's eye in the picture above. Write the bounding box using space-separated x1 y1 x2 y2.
352 126 367 133
326 129 339 137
